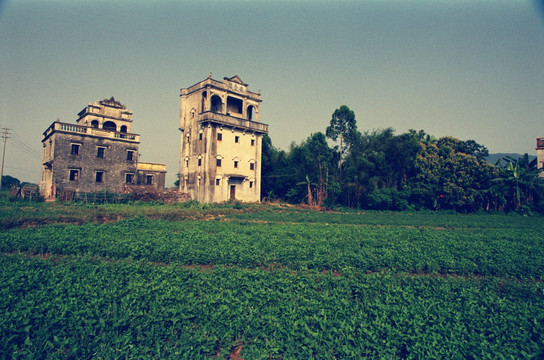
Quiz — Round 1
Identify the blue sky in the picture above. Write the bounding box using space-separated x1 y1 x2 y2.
1 0 543 185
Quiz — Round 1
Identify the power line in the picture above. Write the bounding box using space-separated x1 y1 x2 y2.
11 131 42 157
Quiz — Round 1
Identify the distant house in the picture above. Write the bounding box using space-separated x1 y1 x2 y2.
537 137 544 177
40 97 166 199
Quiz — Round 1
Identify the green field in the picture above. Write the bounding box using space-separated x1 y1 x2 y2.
1 200 543 359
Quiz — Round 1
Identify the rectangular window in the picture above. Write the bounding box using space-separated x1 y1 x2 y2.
125 173 134 184
71 144 80 155
146 175 153 185
216 178 220 186
127 150 134 161
251 139 255 146
250 163 255 170
95 171 104 183
185 159 189 167
234 161 238 168
216 159 222 167
198 158 202 166
69 169 79 181
249 181 253 188
235 136 239 143
217 133 222 141
199 133 203 141
97 147 105 158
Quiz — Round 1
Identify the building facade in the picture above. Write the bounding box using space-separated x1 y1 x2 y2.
537 137 544 177
179 75 268 202
40 97 165 199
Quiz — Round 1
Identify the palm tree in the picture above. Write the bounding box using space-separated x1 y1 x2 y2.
494 156 544 211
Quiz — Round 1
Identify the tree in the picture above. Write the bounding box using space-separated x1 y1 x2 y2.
326 105 357 179
1 175 20 189
493 155 544 211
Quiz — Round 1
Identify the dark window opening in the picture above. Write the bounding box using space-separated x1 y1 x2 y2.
216 159 222 167
234 161 238 168
91 120 99 128
97 147 105 158
185 158 189 167
146 175 153 185
251 139 255 146
249 181 253 188
71 144 80 155
69 170 79 181
250 163 255 170
198 158 202 166
120 125 127 133
127 150 134 161
103 121 116 131
217 133 222 141
125 173 134 184
216 178 220 186
199 133 202 141
95 171 104 183
211 95 222 113
227 96 243 115
235 136 239 143
201 91 207 113
247 105 254 121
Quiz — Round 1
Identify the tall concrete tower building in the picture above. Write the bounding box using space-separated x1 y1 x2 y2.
179 75 268 202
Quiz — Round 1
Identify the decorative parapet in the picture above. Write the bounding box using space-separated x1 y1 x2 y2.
198 111 268 134
43 122 140 142
137 162 166 172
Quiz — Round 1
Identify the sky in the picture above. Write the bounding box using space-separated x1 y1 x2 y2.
1 0 543 186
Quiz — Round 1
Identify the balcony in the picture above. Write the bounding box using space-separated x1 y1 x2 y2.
198 111 268 134
43 122 140 142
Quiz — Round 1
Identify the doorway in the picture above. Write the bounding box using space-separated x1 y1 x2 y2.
230 185 236 200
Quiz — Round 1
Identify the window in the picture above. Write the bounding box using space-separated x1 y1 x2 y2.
234 161 238 168
216 178 220 186
69 169 79 181
199 133 203 141
97 147 105 158
235 136 239 143
250 163 255 170
249 181 253 188
126 150 134 161
198 158 202 166
216 159 222 167
217 133 222 141
71 144 80 155
251 139 255 146
125 173 134 184
95 171 104 183
185 158 189 167
146 175 153 185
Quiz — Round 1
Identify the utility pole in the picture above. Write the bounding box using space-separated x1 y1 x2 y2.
0 128 11 189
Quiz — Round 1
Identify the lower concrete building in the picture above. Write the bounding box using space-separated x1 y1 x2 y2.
40 97 166 199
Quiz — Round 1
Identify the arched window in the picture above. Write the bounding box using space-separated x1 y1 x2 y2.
247 105 254 121
201 91 207 113
103 121 117 131
211 95 222 113
91 120 99 128
120 125 127 133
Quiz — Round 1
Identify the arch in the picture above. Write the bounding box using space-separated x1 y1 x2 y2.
103 121 117 131
201 91 207 112
91 120 99 128
120 125 127 133
211 95 222 113
247 105 254 121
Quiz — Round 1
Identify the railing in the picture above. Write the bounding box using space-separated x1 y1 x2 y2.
199 111 268 133
47 122 140 142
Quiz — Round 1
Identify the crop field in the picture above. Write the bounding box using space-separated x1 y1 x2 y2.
1 199 544 359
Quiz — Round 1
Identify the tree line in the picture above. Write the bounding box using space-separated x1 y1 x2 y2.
262 105 544 213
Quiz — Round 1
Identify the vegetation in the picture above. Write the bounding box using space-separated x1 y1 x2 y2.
1 200 543 358
262 106 544 213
